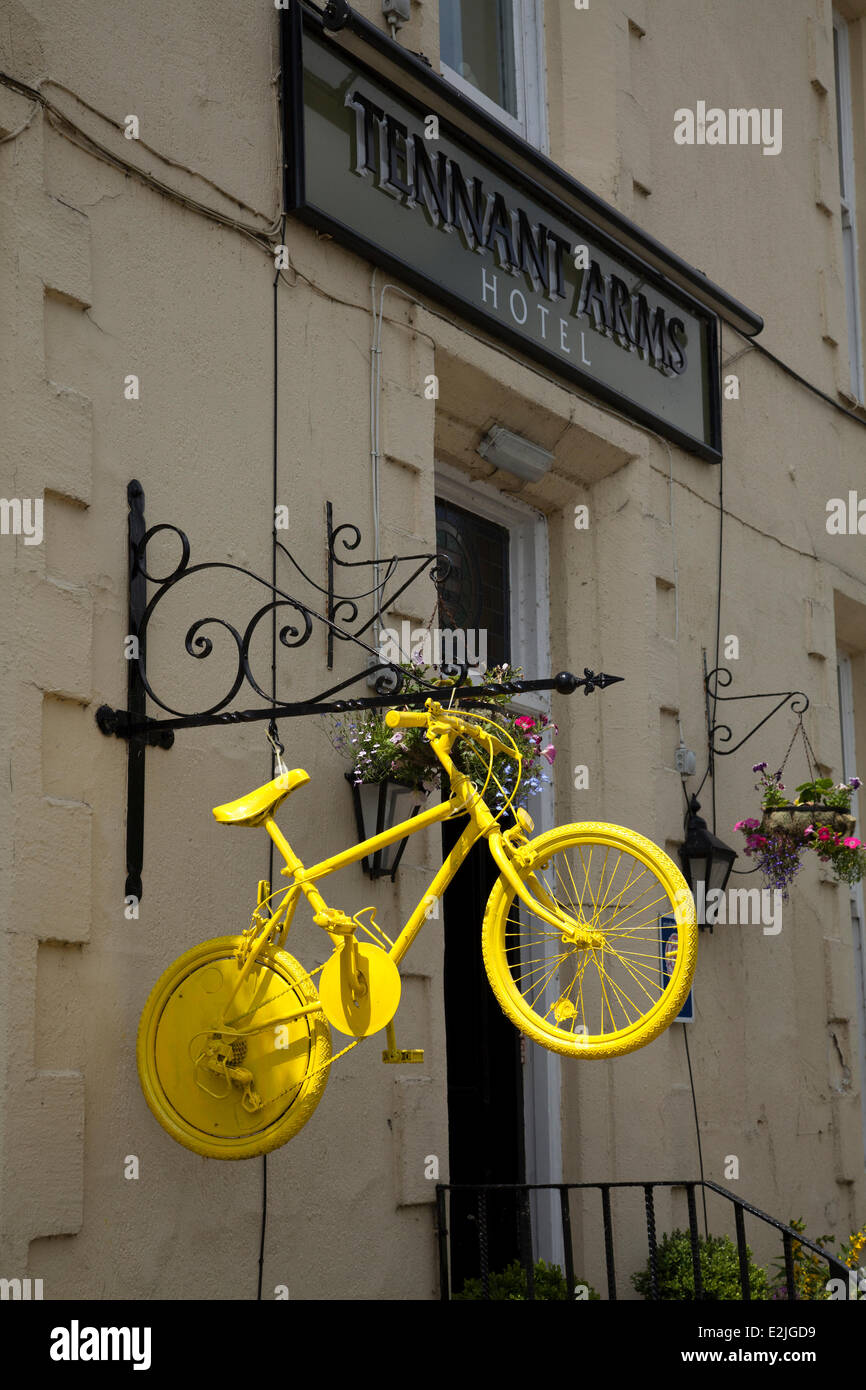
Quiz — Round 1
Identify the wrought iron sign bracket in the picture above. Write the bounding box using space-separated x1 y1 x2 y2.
704 662 810 761
96 481 448 900
98 481 623 900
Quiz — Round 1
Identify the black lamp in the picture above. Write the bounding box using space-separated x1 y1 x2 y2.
678 794 738 931
346 774 426 880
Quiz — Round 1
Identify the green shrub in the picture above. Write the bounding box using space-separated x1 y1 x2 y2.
453 1259 600 1301
631 1229 769 1301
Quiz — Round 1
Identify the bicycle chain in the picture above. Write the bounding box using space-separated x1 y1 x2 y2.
268 1036 361 1104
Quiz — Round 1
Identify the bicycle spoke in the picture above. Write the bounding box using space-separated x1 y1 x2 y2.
592 963 642 1026
601 946 666 1002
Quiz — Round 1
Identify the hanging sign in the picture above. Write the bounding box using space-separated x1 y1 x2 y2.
660 918 694 1022
284 8 723 461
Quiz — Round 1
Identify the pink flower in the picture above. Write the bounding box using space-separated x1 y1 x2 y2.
844 837 862 850
818 827 832 842
541 745 556 765
514 716 536 732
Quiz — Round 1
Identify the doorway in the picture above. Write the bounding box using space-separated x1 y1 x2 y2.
436 494 525 1291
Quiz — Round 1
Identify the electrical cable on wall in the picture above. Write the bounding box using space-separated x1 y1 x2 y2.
683 1028 709 1239
257 210 288 1301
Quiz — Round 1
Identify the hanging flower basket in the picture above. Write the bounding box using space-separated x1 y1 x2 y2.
321 661 560 878
734 761 866 895
759 804 856 839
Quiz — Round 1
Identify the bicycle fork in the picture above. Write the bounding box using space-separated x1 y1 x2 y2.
486 832 603 948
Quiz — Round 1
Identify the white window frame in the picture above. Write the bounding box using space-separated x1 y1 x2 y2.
838 650 866 1167
434 463 550 723
434 461 564 1270
833 13 865 402
439 0 549 153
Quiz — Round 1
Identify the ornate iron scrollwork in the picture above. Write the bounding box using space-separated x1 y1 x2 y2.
107 482 451 733
97 482 624 898
96 481 450 897
704 665 810 757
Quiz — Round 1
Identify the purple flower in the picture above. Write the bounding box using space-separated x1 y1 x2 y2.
851 777 862 790
753 762 768 773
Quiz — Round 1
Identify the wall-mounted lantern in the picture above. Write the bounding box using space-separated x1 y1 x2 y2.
347 775 427 880
678 794 738 932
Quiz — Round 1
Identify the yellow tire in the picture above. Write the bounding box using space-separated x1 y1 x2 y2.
482 823 697 1059
137 936 331 1159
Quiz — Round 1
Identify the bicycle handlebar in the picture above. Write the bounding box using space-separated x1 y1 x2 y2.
385 705 515 757
384 709 428 729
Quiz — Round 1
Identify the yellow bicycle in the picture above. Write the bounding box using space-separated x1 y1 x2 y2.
138 691 697 1159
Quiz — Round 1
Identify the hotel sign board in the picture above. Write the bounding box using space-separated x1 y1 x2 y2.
284 9 723 461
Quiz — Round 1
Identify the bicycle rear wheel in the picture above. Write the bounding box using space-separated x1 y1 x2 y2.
482 823 697 1059
137 936 331 1159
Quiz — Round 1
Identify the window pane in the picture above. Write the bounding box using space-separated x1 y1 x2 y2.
834 27 847 198
833 15 863 398
435 498 510 668
440 0 518 118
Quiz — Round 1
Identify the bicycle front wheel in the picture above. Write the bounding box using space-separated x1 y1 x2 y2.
482 823 697 1059
137 936 332 1159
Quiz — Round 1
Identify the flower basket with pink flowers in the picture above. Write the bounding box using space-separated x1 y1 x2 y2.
322 661 558 815
734 762 866 894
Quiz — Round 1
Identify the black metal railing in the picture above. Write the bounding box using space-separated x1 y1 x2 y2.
435 1180 858 1301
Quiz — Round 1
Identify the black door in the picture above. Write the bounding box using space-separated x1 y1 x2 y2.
435 496 526 1293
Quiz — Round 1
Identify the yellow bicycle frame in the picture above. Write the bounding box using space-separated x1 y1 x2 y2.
217 715 593 1031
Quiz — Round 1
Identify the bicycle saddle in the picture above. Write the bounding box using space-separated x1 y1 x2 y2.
212 770 310 827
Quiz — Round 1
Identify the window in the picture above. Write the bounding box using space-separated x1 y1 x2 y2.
833 14 864 401
439 0 547 150
435 498 511 669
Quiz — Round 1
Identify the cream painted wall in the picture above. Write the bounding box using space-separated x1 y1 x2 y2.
2 0 866 1300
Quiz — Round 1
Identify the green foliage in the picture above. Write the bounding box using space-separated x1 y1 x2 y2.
768 1218 833 1301
817 842 866 886
768 1216 866 1300
631 1229 769 1301
794 776 837 805
453 1259 600 1301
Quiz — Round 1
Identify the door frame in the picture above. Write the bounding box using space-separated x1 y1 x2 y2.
435 461 564 1268
838 649 866 1167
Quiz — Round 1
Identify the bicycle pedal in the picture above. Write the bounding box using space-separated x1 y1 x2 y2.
381 1048 424 1065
